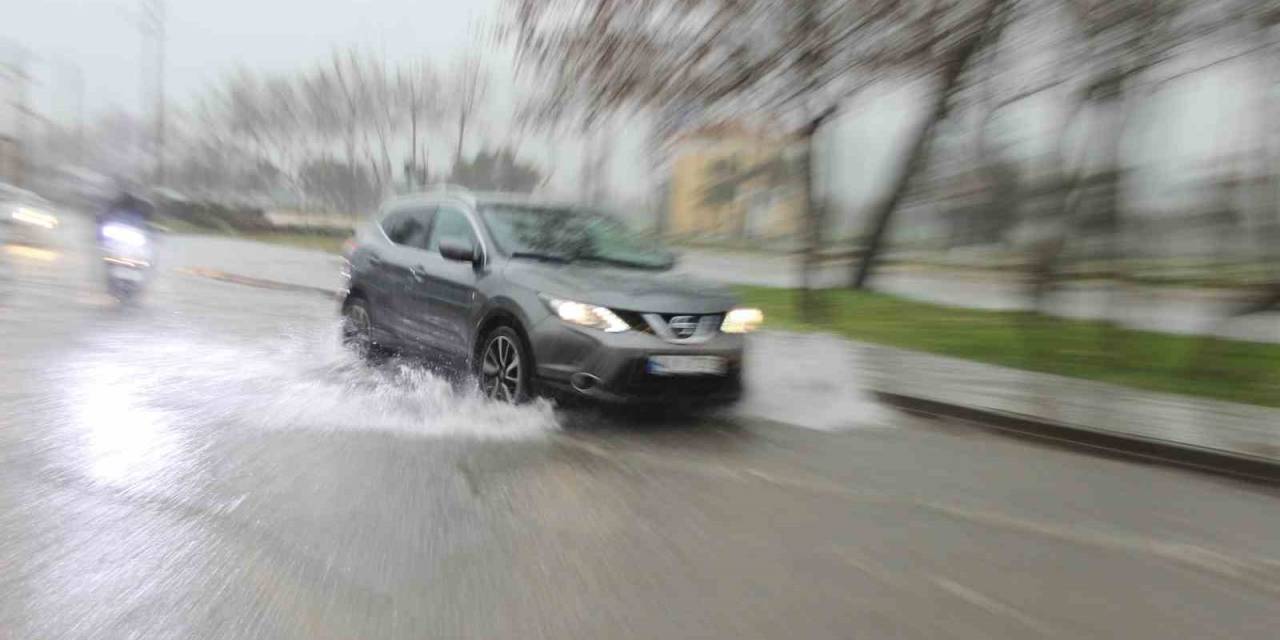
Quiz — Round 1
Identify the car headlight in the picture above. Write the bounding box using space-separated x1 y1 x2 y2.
720 307 763 334
11 207 58 229
543 296 630 332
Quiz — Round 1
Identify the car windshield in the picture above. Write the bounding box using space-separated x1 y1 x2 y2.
481 205 674 270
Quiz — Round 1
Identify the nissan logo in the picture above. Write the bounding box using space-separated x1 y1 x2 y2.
668 315 699 339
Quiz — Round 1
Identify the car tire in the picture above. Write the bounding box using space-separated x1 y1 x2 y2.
341 298 387 361
478 326 531 403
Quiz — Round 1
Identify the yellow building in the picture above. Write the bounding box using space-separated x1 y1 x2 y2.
667 124 805 241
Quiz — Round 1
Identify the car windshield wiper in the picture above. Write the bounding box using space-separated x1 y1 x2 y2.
574 254 672 270
510 251 571 264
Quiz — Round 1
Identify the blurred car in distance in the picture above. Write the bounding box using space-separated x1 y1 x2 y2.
1 183 60 248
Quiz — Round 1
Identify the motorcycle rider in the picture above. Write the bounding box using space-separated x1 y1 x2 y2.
96 188 157 300
96 190 155 243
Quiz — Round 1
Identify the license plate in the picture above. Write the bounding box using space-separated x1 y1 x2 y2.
111 267 143 281
647 355 727 376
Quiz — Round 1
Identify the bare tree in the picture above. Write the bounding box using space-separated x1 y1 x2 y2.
178 50 415 212
507 0 1005 316
447 52 489 166
848 0 1012 288
354 52 401 191
397 60 440 188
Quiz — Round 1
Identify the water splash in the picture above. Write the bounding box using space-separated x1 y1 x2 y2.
60 321 560 443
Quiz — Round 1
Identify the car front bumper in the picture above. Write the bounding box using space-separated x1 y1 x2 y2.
529 317 745 405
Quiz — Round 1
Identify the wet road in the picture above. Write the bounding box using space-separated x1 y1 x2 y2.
2 214 1279 638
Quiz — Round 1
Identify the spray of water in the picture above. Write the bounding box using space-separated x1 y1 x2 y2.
62 321 560 442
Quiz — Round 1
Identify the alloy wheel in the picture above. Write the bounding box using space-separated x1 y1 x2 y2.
481 335 522 402
342 302 373 358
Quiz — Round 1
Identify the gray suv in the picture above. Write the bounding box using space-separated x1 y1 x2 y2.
339 190 762 404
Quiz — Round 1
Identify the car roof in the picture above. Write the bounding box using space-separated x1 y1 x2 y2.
384 189 583 212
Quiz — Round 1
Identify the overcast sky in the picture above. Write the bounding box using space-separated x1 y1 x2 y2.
5 2 1261 215
6 0 499 122
3 0 668 203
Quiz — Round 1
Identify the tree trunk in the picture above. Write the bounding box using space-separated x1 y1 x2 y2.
345 131 357 214
420 143 429 184
798 131 819 321
850 5 998 289
409 110 418 188
581 129 597 204
456 110 467 166
798 110 834 322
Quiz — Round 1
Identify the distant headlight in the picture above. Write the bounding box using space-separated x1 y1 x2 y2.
720 307 763 334
543 296 630 333
11 207 58 229
101 223 148 247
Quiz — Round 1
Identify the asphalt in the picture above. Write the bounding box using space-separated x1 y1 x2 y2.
2 213 1279 639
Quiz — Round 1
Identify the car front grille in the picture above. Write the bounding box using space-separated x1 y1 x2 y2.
635 312 723 343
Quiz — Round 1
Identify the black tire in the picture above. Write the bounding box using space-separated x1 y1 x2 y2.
341 297 386 361
477 326 532 403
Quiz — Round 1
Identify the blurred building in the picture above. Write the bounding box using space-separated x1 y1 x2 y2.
667 123 805 243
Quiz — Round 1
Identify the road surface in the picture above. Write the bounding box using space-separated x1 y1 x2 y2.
1 214 1278 638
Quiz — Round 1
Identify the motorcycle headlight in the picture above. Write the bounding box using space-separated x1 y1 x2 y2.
102 223 148 247
543 296 629 333
720 308 763 334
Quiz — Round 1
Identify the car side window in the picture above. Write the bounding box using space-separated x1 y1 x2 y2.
426 207 478 253
380 208 433 247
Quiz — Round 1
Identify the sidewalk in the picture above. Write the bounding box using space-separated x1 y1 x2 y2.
855 340 1280 480
173 234 1280 479
737 330 1280 479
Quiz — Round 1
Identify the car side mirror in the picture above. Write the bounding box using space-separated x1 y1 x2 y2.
439 238 479 264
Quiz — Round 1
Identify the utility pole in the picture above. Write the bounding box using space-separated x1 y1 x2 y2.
1 45 32 188
50 57 85 166
139 0 166 187
68 62 84 166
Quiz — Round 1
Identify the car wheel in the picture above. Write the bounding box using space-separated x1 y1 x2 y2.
341 298 380 360
479 326 530 403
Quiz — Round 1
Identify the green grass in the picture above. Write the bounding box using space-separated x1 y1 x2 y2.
736 285 1280 408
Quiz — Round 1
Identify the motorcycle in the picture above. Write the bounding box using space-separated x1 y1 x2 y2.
99 221 152 301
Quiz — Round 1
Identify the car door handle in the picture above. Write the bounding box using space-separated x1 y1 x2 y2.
368 255 385 267
410 266 429 281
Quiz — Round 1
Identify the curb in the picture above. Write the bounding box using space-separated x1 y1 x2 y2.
874 390 1280 484
179 267 342 300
